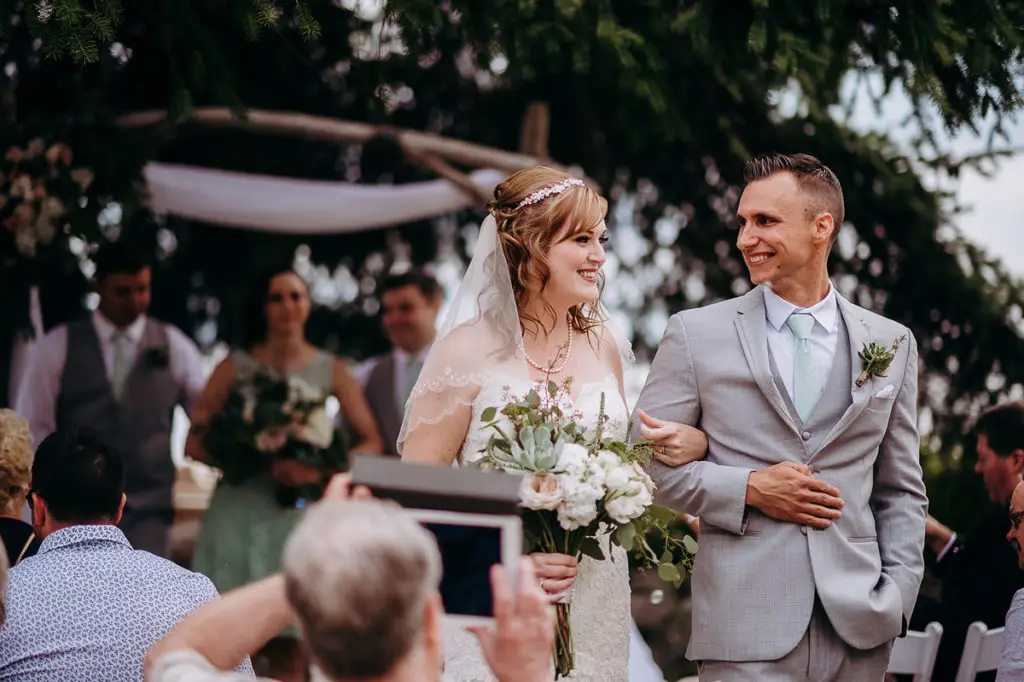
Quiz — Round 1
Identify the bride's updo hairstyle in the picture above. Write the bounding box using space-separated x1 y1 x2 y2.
486 166 608 337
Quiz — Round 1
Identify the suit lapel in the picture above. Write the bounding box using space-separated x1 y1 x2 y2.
815 296 874 453
734 287 801 435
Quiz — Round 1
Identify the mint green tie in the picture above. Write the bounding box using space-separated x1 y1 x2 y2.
111 332 132 401
786 313 822 420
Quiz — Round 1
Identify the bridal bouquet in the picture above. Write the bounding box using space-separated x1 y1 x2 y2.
199 372 349 507
473 379 697 678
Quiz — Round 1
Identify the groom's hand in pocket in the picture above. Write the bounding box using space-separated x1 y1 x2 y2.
746 462 844 528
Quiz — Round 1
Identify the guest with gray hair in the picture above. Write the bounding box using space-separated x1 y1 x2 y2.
145 476 555 682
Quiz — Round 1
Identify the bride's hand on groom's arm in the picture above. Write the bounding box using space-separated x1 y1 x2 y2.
636 409 708 467
745 462 844 529
529 553 578 597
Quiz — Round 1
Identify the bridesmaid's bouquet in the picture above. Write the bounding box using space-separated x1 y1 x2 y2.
199 372 349 507
473 378 697 678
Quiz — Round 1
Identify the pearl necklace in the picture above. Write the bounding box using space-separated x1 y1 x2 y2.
520 326 575 374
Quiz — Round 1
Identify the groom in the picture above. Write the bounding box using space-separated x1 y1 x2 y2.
634 153 927 680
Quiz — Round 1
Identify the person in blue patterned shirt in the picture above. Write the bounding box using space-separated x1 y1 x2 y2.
0 426 253 681
0 540 8 626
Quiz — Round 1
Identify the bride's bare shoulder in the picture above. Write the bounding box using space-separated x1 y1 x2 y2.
590 323 624 371
427 320 512 368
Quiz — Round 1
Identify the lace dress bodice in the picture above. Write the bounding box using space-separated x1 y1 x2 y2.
444 373 631 681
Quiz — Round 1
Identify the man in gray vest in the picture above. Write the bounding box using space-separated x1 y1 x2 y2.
634 153 927 680
352 270 441 456
14 241 205 557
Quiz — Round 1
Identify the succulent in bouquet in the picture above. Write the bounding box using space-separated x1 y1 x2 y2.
199 372 348 507
473 378 697 678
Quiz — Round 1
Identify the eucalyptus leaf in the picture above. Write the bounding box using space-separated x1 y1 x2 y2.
615 523 637 549
657 563 681 582
649 505 677 526
481 406 497 422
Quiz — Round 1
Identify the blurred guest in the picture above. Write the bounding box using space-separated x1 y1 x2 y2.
187 266 382 681
14 241 205 557
0 410 40 564
911 401 1024 681
0 541 7 627
352 270 441 456
998 481 1024 681
0 426 250 681
145 476 554 682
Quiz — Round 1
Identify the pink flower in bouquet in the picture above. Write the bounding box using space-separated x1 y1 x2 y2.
519 473 564 511
255 426 288 453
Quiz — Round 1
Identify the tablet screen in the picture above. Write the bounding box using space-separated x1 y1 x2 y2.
421 522 503 617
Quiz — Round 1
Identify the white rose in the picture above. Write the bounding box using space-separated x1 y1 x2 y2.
595 449 620 470
558 443 589 473
300 407 334 449
606 495 645 523
519 474 564 511
558 496 599 530
605 465 633 493
631 463 656 493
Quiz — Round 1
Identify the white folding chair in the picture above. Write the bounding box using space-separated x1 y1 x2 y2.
887 622 943 681
954 621 1005 682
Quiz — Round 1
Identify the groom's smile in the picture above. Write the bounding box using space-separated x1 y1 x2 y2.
735 170 836 307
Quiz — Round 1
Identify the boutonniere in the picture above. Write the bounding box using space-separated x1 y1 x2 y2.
856 335 907 387
144 346 170 369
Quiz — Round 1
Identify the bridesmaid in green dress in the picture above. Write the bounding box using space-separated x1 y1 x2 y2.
186 267 383 681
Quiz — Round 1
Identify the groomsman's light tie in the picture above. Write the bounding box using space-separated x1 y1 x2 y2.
785 312 822 421
402 355 424 406
111 332 132 401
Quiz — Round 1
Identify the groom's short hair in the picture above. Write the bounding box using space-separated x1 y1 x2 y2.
744 153 845 242
975 401 1024 457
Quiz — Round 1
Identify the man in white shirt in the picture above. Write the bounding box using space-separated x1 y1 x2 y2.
353 271 441 455
14 241 205 557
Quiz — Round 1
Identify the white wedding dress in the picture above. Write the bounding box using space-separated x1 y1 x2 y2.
443 371 632 682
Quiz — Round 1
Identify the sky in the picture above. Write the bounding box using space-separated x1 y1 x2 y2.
831 73 1024 277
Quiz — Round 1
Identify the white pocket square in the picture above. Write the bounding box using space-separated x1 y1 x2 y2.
874 384 896 399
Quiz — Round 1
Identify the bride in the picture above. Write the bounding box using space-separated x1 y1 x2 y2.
398 167 707 681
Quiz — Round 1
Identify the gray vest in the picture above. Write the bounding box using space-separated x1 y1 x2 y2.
364 354 401 456
767 315 852 456
58 318 180 511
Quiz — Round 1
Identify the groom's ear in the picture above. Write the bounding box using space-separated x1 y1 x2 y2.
813 212 834 245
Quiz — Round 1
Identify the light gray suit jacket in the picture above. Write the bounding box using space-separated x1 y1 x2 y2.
634 285 928 662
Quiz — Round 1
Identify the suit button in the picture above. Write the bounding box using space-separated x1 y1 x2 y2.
800 526 808 535
802 431 811 441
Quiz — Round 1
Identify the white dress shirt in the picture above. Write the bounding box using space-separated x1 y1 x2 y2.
763 284 841 402
13 310 206 446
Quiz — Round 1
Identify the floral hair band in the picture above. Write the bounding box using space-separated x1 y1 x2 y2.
515 178 585 210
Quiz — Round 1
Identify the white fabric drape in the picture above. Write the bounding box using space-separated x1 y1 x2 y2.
8 164 507 404
7 286 44 406
143 163 504 233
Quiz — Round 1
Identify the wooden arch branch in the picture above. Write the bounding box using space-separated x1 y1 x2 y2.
116 108 599 195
